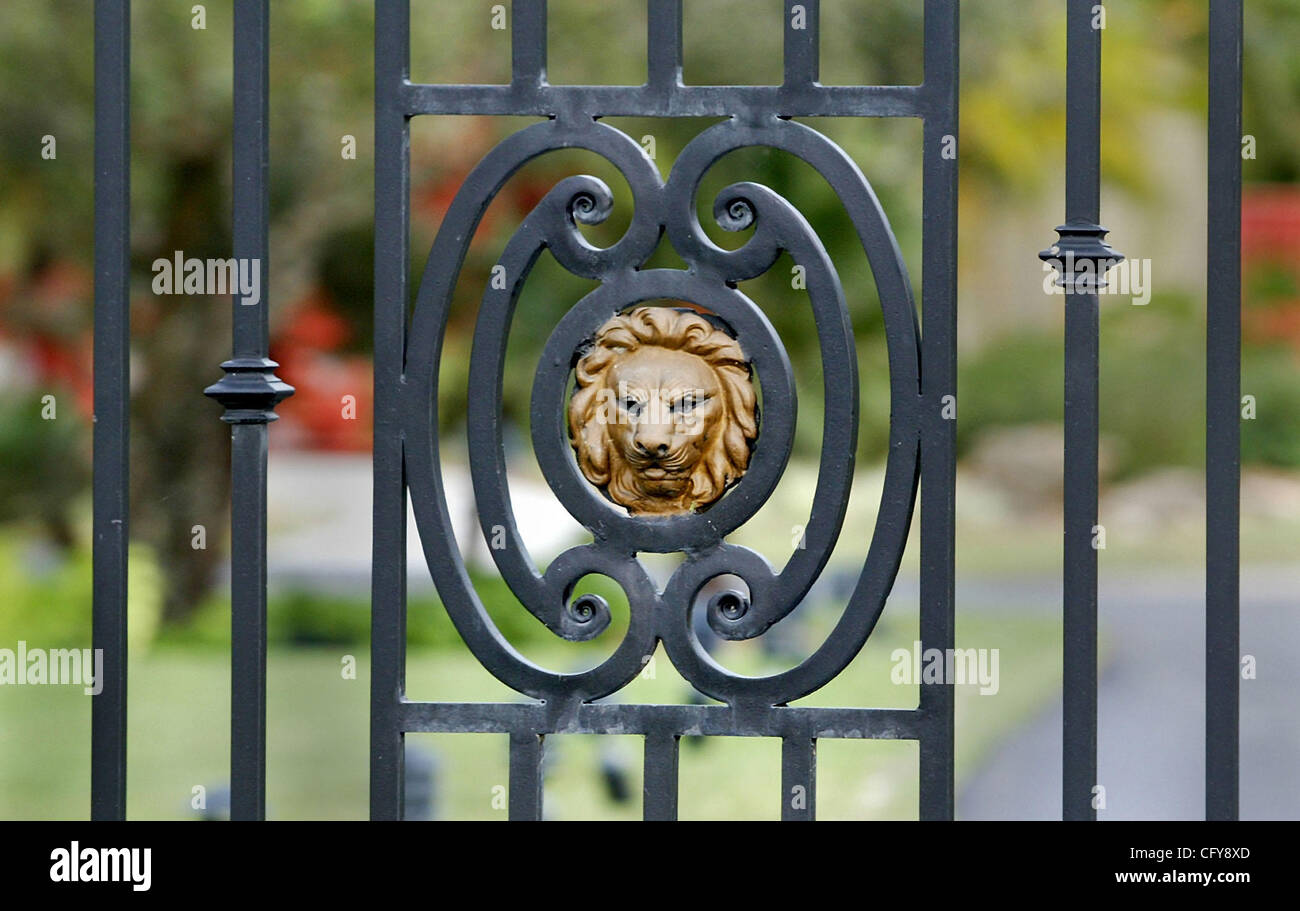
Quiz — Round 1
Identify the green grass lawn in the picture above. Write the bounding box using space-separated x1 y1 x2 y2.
0 608 1060 820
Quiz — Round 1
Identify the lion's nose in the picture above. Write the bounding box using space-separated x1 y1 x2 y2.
634 428 671 458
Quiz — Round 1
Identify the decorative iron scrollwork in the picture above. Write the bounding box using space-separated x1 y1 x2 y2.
401 114 921 708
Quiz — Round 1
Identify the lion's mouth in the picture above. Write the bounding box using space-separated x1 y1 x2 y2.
639 466 677 480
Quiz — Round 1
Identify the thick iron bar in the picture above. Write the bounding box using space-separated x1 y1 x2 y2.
783 0 818 87
230 0 271 823
918 0 959 822
91 0 130 822
1064 5 1101 227
231 1 271 364
1061 0 1101 823
511 0 546 88
1205 0 1242 822
642 732 680 821
402 82 925 120
204 0 293 821
1044 0 1122 821
508 732 545 820
780 736 816 821
370 0 412 821
1061 270 1099 823
398 701 922 739
646 0 683 94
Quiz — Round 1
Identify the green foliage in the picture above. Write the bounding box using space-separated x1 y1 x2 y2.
0 392 87 543
961 293 1300 475
1098 297 1208 475
1243 0 1300 182
1243 346 1300 466
0 531 162 653
0 535 91 650
957 334 1064 454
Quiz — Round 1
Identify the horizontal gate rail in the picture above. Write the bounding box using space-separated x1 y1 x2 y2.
400 83 930 119
396 702 923 740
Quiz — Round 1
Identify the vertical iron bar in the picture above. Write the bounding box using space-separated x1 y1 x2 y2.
1061 0 1103 821
229 0 271 821
642 732 680 821
371 0 411 821
783 0 819 87
511 0 546 88
91 0 130 822
1205 0 1242 822
233 1 270 361
780 736 816 821
646 0 682 93
228 421 268 818
1065 1 1101 226
1062 282 1099 823
508 732 545 820
205 0 290 815
918 0 959 822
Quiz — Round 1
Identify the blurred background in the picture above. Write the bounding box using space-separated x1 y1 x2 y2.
0 0 1297 820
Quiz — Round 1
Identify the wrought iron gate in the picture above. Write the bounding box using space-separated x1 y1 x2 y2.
88 0 1246 821
370 0 956 822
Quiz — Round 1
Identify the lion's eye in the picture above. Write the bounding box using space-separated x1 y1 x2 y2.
621 397 642 416
673 393 706 413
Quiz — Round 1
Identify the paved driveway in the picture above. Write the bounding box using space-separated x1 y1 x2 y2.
956 565 1299 820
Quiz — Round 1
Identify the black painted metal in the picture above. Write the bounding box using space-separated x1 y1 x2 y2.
76 0 1243 824
1038 0 1244 825
203 0 293 821
918 0 960 822
781 736 816 821
507 731 545 820
1206 0 1243 822
374 0 957 820
1040 0 1123 822
369 0 411 823
643 732 680 822
91 0 130 822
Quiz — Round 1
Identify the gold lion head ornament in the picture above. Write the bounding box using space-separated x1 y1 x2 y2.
567 306 759 515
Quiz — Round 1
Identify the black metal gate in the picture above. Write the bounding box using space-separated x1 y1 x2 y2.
89 0 1245 822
